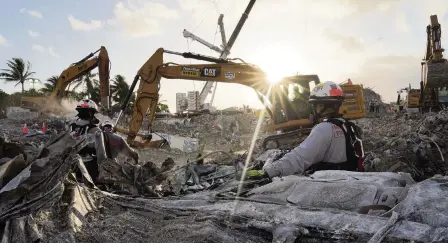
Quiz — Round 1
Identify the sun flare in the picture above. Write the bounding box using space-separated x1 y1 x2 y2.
248 46 306 85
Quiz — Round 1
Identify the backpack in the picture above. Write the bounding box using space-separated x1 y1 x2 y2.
325 118 365 172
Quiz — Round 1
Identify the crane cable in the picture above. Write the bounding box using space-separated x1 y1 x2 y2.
185 0 222 92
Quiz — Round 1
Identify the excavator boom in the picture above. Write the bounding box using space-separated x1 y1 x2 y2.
21 46 110 113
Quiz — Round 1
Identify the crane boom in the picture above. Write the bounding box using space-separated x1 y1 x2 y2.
183 0 257 109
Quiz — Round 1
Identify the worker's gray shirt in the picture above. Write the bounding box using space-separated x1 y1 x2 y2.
263 120 347 178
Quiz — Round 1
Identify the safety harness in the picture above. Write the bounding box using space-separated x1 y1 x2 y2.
306 118 365 173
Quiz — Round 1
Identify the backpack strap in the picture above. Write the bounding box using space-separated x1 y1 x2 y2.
325 118 364 172
102 132 113 159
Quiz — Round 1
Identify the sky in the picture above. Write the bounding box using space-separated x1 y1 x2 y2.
0 0 448 110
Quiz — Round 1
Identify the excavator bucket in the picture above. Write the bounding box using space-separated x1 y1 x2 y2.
422 61 448 89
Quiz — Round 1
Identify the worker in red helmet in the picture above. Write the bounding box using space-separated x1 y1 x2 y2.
245 81 365 180
69 99 139 182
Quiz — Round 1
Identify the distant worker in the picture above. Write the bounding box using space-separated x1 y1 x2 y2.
375 100 380 114
101 120 114 132
101 120 139 164
369 99 375 113
245 81 364 180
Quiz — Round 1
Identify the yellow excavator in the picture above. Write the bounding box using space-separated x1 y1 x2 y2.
396 85 420 111
21 46 110 114
115 48 365 149
420 15 448 111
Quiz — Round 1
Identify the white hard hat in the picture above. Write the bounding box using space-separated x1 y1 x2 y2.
102 120 113 127
309 81 344 103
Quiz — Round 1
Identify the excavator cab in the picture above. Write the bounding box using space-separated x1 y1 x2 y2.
265 76 366 133
264 75 320 132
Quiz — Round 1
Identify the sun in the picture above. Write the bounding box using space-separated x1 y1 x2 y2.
248 46 304 84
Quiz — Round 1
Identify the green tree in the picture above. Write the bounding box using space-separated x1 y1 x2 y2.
0 58 35 92
0 89 10 112
39 75 58 94
156 103 170 113
156 95 169 113
22 88 43 96
71 72 100 103
110 74 130 105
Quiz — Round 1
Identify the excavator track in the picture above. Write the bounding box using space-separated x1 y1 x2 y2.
425 61 448 88
261 128 312 151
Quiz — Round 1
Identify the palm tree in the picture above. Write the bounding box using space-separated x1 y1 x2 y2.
110 74 131 105
0 58 35 92
71 71 100 102
86 79 101 104
39 75 59 94
71 71 96 92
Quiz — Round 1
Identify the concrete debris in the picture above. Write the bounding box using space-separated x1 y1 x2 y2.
358 110 448 180
6 107 39 120
2 108 448 242
152 113 263 153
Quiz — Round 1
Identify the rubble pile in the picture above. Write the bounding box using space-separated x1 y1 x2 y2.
152 113 260 138
2 102 448 242
358 111 448 180
152 113 263 152
363 87 383 104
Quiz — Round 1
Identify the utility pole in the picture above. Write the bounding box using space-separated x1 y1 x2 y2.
182 0 256 110
27 78 41 90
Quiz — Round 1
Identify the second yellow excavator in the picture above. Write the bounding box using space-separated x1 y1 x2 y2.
21 46 110 114
420 15 448 111
116 48 365 150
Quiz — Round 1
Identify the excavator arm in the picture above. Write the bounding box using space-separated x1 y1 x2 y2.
53 46 110 99
124 48 269 141
425 15 444 62
21 46 110 113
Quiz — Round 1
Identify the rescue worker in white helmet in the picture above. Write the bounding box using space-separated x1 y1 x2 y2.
101 120 114 133
245 81 364 180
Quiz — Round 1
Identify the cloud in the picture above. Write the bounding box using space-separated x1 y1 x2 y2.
68 15 103 31
28 30 40 38
48 47 60 58
334 0 402 13
346 55 421 102
32 44 45 52
395 12 410 33
0 34 7 46
19 8 43 19
31 44 60 57
108 1 179 37
324 29 364 52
